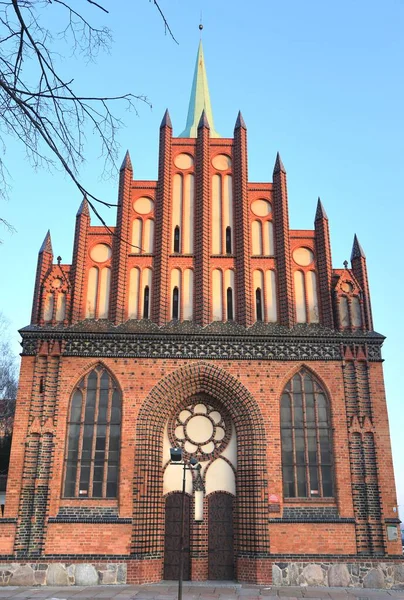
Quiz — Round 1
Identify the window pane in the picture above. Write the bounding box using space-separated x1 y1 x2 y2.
82 424 94 461
283 466 295 497
281 394 291 424
309 466 319 496
295 429 305 464
307 429 317 464
79 464 90 496
70 390 83 422
322 466 333 496
319 429 331 463
93 482 103 498
297 466 307 497
281 429 293 464
109 424 120 451
306 393 315 424
111 390 121 424
294 394 303 426
64 462 77 496
85 388 96 423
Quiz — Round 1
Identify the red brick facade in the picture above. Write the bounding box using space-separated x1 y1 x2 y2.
1 48 402 584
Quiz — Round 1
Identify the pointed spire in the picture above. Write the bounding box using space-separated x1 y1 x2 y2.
77 196 90 217
198 109 210 130
120 150 133 171
315 197 328 220
235 111 247 130
351 234 366 260
179 41 220 138
39 230 52 254
273 152 286 175
160 109 172 129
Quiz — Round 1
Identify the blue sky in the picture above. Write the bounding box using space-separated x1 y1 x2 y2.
0 1 403 515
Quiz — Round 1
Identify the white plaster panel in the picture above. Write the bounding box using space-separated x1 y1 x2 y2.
205 458 235 496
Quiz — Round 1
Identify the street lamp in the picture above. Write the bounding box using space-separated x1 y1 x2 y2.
169 447 204 600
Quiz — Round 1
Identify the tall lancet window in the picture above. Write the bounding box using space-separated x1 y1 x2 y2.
281 370 334 498
256 289 263 321
64 365 121 498
172 287 179 320
172 155 195 254
211 155 233 255
143 286 150 319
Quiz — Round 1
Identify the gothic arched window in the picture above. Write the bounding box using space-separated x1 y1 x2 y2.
281 370 333 498
64 366 121 498
173 226 180 253
172 286 179 320
256 288 263 321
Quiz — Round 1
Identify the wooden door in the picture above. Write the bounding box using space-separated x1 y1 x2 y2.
163 493 191 581
208 492 235 580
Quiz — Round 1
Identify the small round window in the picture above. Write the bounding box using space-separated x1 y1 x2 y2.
293 247 314 266
174 153 194 169
133 197 154 215
251 199 272 217
90 243 112 263
212 154 232 171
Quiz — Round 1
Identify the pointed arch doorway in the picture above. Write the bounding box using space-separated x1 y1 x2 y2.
132 362 269 583
162 393 237 581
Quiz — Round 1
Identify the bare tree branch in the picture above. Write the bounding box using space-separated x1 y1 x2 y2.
0 0 175 242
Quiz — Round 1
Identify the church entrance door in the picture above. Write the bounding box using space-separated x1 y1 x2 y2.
163 493 191 580
208 492 235 580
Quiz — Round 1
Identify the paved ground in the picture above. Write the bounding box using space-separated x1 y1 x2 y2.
0 582 403 600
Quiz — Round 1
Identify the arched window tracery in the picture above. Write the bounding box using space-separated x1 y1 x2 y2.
64 365 121 498
281 370 333 498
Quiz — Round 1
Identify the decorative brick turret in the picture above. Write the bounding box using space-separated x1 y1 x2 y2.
194 110 211 326
110 151 133 323
272 153 294 327
233 111 253 327
152 110 173 325
31 231 53 324
314 198 334 328
351 234 373 331
70 197 90 322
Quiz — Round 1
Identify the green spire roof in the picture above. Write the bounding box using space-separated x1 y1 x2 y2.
179 41 220 138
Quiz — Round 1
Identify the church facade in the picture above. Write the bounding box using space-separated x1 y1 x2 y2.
0 43 402 587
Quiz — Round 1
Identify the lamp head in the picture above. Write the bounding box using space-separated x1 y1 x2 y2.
170 447 183 462
189 456 198 466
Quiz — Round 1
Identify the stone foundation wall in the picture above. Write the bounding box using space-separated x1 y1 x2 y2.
273 561 404 589
0 563 127 586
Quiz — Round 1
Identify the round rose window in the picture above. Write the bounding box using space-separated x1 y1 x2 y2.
169 396 231 460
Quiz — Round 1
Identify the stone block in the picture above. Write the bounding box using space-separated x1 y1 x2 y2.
117 564 127 583
394 564 404 583
74 563 99 586
299 563 325 586
47 563 69 586
272 565 282 586
99 569 117 584
363 567 386 589
328 564 351 587
34 570 47 585
10 565 35 586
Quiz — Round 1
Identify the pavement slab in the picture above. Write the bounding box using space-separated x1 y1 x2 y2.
0 584 404 600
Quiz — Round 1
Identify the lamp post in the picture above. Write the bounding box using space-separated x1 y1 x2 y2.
169 447 204 600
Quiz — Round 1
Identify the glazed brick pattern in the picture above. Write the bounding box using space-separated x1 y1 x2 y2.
281 506 339 520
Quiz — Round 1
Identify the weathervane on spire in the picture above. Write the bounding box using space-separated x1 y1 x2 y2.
199 11 203 35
